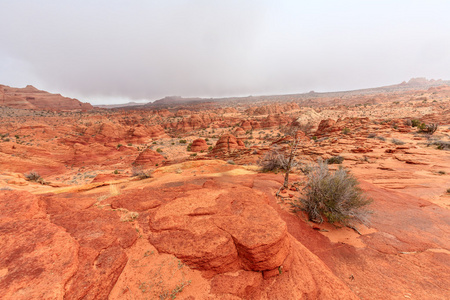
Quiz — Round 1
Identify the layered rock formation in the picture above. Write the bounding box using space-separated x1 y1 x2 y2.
190 138 208 152
133 148 165 167
211 134 245 154
0 85 93 111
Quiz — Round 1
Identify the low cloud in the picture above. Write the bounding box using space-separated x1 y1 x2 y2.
1 1 449 104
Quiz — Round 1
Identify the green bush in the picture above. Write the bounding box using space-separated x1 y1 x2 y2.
342 128 351 135
411 119 422 127
291 161 372 226
419 123 438 135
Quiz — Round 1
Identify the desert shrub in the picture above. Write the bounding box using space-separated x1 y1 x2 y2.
156 148 163 153
427 140 450 150
376 136 386 141
25 172 45 184
227 160 235 165
299 163 314 175
419 123 438 135
447 188 450 194
291 161 372 226
131 166 153 179
342 128 351 135
326 156 345 164
117 144 123 149
411 119 422 127
187 143 192 151
404 119 412 126
391 138 405 145
367 133 377 138
259 149 289 172
179 140 187 144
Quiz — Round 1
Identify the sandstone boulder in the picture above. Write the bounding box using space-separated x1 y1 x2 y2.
190 138 208 152
211 134 245 154
133 148 165 167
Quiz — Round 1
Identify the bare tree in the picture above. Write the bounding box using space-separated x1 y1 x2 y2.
259 124 304 189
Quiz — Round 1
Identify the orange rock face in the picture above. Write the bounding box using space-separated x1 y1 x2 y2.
190 138 208 152
1 82 450 299
133 148 165 167
0 190 138 299
0 84 93 111
211 134 245 154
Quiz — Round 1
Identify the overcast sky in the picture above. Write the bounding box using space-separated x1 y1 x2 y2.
1 1 449 105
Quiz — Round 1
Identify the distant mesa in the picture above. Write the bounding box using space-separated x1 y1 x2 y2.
144 96 206 107
0 84 93 111
2 77 450 111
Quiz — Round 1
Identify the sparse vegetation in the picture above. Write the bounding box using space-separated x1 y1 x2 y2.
291 160 372 226
342 127 351 135
419 123 438 135
410 119 439 135
259 148 289 172
427 140 450 150
132 166 153 179
391 138 405 145
25 171 45 184
326 155 344 164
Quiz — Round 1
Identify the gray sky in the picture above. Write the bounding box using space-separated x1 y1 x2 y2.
1 0 450 105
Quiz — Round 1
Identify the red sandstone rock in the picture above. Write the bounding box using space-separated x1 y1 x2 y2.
211 134 245 154
190 138 208 152
260 114 290 128
0 84 93 111
133 148 165 167
351 147 373 153
0 191 79 300
246 103 299 115
234 127 246 137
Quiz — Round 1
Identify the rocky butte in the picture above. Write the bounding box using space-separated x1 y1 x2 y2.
0 80 449 299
